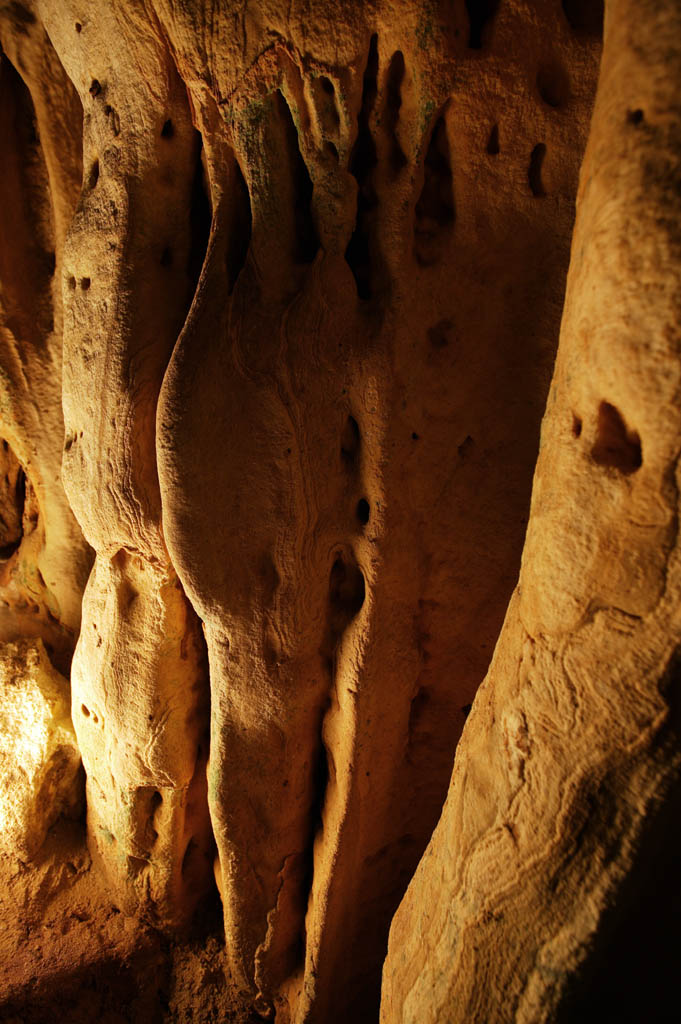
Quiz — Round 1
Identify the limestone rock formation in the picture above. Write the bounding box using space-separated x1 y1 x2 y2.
0 5 92 674
0 0 679 1021
0 639 82 860
381 1 681 1021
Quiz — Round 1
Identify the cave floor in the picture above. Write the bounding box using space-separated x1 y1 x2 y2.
0 819 254 1023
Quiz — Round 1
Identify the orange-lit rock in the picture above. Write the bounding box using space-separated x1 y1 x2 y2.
1 0 679 1021
0 639 81 860
381 1 681 1021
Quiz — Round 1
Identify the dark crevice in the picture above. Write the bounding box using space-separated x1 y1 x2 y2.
356 498 370 526
87 158 99 190
298 705 332 962
328 554 366 636
187 133 212 292
486 123 500 155
312 75 340 138
385 51 407 175
161 118 174 139
181 837 198 877
562 0 604 36
464 0 501 49
276 91 319 264
345 33 379 300
591 402 642 475
225 156 252 294
0 55 58 341
528 143 547 197
413 115 455 267
341 415 361 465
0 450 25 560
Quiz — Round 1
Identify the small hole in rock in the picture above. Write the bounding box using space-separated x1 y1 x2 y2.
572 414 583 438
75 22 82 32
627 109 644 125
320 76 335 96
81 277 91 290
89 79 101 98
412 432 420 440
81 705 90 717
356 498 370 525
325 140 339 160
88 159 99 189
161 119 174 139
591 401 642 475
68 276 76 290
486 124 500 155
528 143 547 197
341 415 361 461
465 0 501 49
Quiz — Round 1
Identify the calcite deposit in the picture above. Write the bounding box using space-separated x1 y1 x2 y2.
0 639 81 860
0 0 678 1021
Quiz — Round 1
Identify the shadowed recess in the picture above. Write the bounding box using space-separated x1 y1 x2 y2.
528 142 547 196
225 156 252 294
385 51 407 175
464 0 501 49
188 133 212 290
345 33 379 299
562 0 604 36
276 91 319 264
591 402 642 474
413 115 455 266
0 440 26 560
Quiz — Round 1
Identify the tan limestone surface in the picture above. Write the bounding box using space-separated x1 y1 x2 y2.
0 639 82 860
0 6 92 674
381 1 681 1021
5 1 677 1022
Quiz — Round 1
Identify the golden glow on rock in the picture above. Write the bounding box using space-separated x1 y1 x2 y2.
0 639 81 860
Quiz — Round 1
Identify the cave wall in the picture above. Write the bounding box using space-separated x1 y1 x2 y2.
381 1 681 1020
3 1 675 1022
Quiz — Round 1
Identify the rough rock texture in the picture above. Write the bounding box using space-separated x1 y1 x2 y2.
0 5 92 673
0 639 81 860
33 1 216 929
2 0 678 1022
153 3 599 1017
0 0 604 1019
381 1 681 1021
